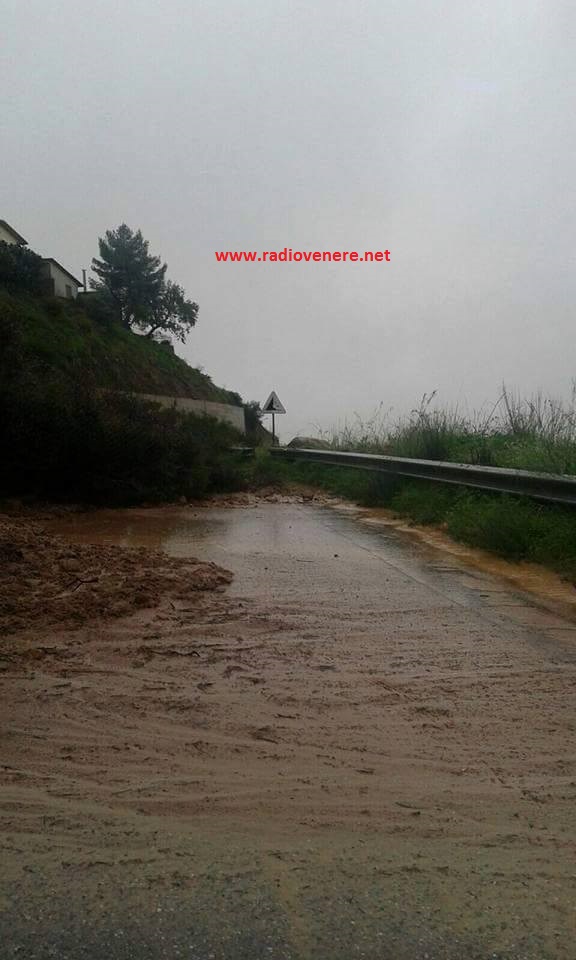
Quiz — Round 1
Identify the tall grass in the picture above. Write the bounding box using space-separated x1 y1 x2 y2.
319 388 576 475
298 390 576 580
317 403 392 454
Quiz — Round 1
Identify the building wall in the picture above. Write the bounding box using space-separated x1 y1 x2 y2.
138 393 246 433
44 262 79 299
0 223 20 245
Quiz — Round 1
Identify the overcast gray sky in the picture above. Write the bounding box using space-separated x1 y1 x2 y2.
3 1 575 439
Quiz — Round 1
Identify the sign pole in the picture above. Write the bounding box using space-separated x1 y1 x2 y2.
262 391 286 446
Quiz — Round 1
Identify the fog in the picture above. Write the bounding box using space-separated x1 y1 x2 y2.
4 1 575 439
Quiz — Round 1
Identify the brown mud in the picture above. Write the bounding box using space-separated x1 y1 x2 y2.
1 495 575 958
0 513 232 639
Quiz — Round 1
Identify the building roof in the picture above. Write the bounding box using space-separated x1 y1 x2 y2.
0 220 28 245
41 258 82 287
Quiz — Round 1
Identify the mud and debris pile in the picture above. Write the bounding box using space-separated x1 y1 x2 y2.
0 515 233 636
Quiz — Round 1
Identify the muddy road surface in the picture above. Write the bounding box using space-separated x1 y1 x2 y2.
1 495 576 959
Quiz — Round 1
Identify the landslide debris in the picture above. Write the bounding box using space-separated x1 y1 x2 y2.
0 514 232 637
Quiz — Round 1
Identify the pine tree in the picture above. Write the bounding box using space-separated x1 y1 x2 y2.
91 224 167 329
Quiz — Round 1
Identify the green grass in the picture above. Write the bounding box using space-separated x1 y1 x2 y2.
394 482 576 579
0 289 251 505
0 289 238 402
320 390 576 475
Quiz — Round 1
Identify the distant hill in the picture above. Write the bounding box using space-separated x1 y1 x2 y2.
1 289 241 404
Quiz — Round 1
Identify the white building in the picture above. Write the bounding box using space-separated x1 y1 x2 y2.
0 219 27 246
1 218 82 299
40 258 82 299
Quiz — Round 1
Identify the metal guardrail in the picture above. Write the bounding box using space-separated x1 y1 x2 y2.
269 447 576 507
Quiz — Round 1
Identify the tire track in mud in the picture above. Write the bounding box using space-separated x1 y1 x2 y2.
2 498 576 957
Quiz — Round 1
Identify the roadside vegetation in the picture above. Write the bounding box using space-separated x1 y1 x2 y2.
0 377 244 505
250 454 576 582
0 317 245 505
0 227 264 506
0 288 239 402
247 386 576 583
319 389 576 475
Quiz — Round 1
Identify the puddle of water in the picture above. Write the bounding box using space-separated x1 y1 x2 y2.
46 507 240 557
46 500 576 632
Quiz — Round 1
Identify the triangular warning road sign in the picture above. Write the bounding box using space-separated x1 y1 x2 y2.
263 391 286 414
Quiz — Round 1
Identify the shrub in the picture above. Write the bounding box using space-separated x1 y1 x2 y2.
0 378 244 505
0 241 44 295
78 289 120 328
389 481 460 524
0 306 24 381
445 495 543 560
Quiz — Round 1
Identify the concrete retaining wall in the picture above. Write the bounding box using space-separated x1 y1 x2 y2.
137 393 245 433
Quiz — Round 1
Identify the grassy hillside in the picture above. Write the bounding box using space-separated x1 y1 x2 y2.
0 289 249 504
0 289 240 403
